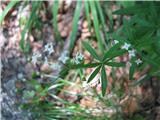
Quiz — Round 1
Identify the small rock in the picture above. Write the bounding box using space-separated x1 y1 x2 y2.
82 21 88 28
81 32 91 39
15 21 19 26
82 28 89 33
17 73 23 79
40 63 52 73
61 30 67 38
12 10 18 16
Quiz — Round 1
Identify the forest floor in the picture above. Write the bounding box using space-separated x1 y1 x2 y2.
1 1 160 120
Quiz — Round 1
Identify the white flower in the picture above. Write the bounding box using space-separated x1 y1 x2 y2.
44 43 54 55
128 49 136 58
121 43 131 50
114 40 119 44
58 56 69 64
31 52 41 65
50 63 61 70
135 58 142 65
58 51 69 64
74 52 84 64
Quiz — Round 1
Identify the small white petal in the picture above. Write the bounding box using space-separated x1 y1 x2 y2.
114 40 119 44
128 49 136 58
121 43 131 50
50 63 61 70
135 58 142 65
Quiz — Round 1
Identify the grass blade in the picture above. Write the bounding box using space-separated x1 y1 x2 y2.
69 0 82 52
0 1 19 24
52 0 62 42
20 1 42 52
84 1 91 32
95 1 109 45
89 1 104 53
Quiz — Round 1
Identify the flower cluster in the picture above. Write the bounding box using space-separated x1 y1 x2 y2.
120 42 142 66
31 42 55 65
31 52 41 65
74 52 84 64
58 51 69 64
51 62 61 70
44 43 54 55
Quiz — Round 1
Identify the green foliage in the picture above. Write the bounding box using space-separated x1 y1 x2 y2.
0 1 19 24
69 0 82 52
20 1 42 53
82 41 101 61
87 65 101 83
113 1 160 80
67 41 126 96
52 0 62 42
101 65 107 96
2 1 160 119
89 1 105 53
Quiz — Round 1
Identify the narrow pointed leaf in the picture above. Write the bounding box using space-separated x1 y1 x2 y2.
129 63 135 80
113 4 149 15
105 62 125 67
104 50 126 62
82 41 100 61
101 65 107 96
87 65 101 83
103 43 122 60
72 62 100 69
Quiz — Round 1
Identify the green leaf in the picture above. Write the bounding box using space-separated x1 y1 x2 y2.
89 1 104 53
69 0 82 51
104 50 126 62
72 62 100 69
59 67 70 78
82 41 100 61
0 1 19 24
20 1 42 52
87 65 101 83
119 1 135 8
59 62 100 78
105 62 125 67
129 63 135 80
101 65 107 96
103 43 122 61
113 4 149 15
